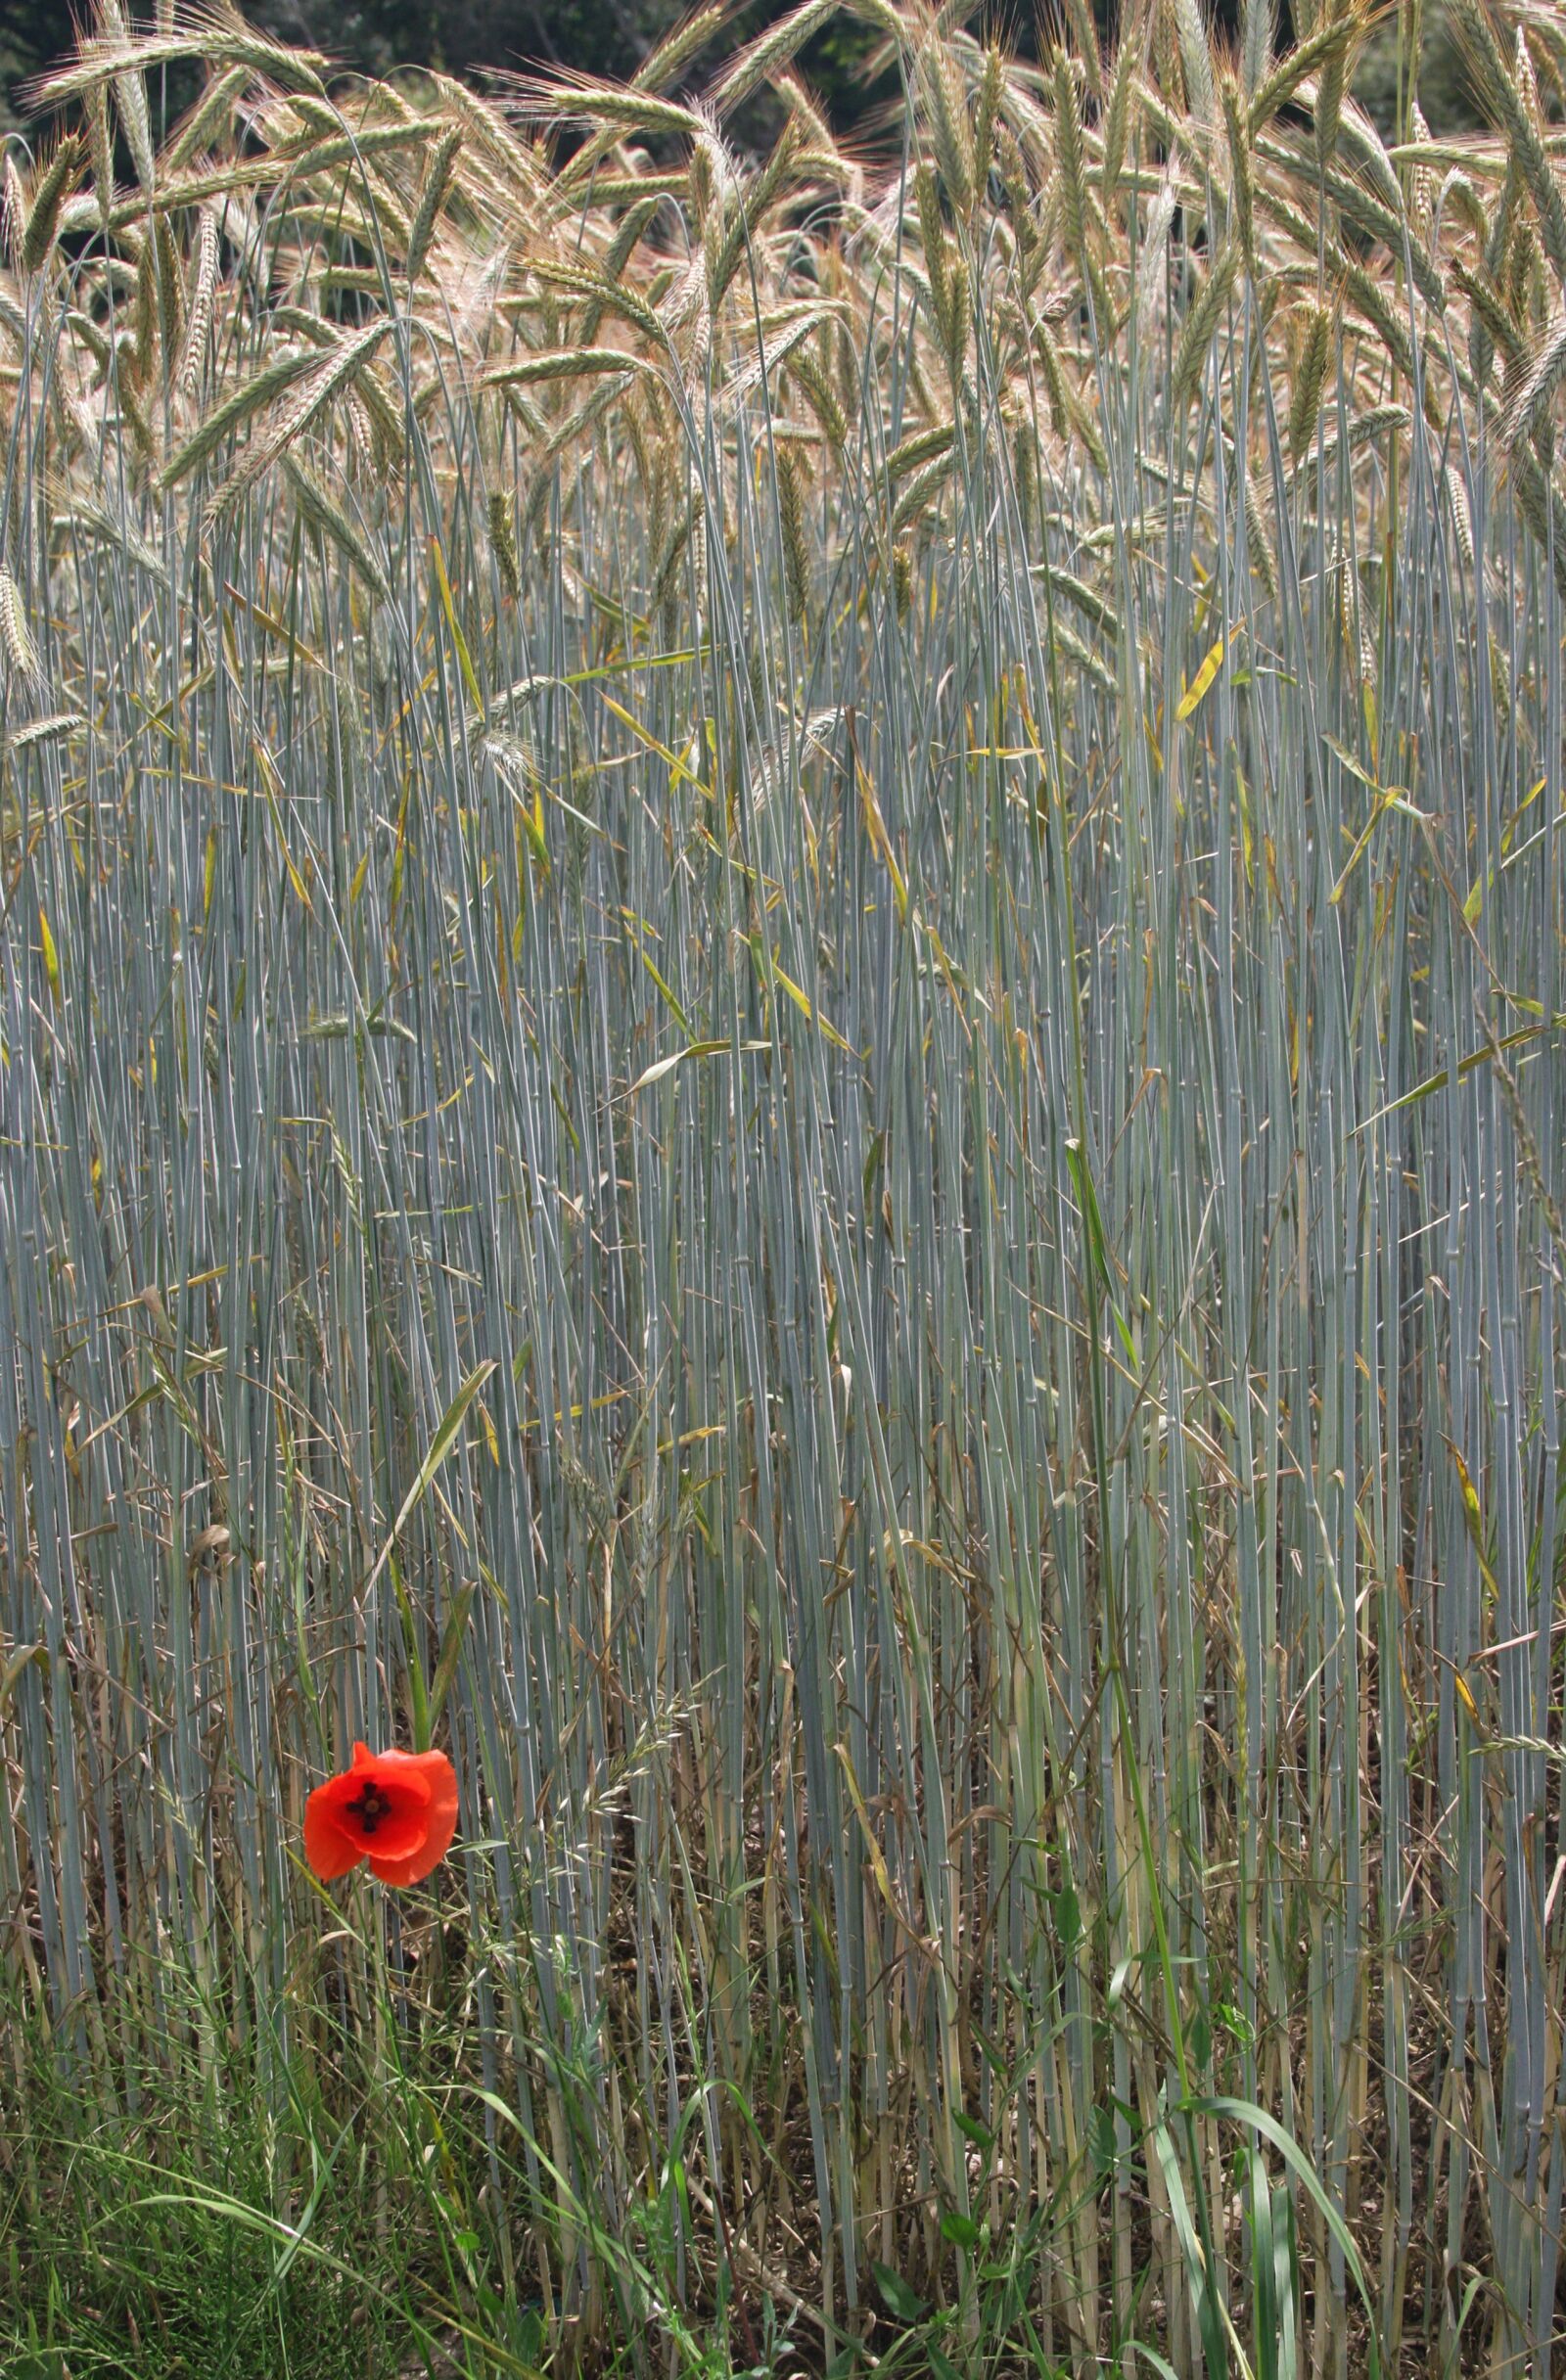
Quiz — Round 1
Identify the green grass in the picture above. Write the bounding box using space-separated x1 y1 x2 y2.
5 1950 553 2380
2 0 1565 2373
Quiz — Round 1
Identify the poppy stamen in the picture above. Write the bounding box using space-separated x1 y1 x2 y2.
345 1782 392 1836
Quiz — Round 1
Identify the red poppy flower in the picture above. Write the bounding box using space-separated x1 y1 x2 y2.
304 1741 458 1887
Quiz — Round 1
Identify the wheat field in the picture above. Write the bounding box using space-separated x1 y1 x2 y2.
1 0 1564 2373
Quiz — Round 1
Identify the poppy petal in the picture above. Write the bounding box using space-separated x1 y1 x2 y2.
304 1781 365 1880
368 1745 440 1781
366 1749 458 1886
350 1741 434 1801
366 1824 452 1887
349 1805 432 1859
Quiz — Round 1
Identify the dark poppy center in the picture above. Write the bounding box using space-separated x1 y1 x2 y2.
345 1781 393 1836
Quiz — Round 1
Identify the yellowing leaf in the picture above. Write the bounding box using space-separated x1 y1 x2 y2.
1175 635 1225 722
38 904 61 1004
772 962 855 1054
630 1037 769 1094
631 1039 731 1093
1444 1438 1499 1607
601 693 712 798
632 939 691 1035
857 760 907 920
431 536 484 711
253 743 313 912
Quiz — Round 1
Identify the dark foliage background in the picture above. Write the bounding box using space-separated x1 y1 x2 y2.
0 0 896 133
1 0 1479 141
